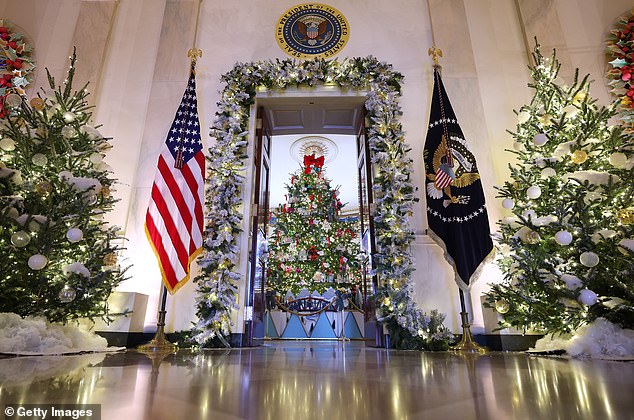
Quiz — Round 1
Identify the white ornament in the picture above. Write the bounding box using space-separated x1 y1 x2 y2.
501 198 515 209
61 126 75 139
28 254 48 270
608 152 627 168
31 153 48 166
63 112 76 122
540 167 556 178
579 252 599 267
532 133 548 146
517 111 530 124
512 141 524 151
66 227 84 243
561 274 582 290
562 105 579 118
554 230 573 245
577 289 597 306
89 153 103 165
59 286 77 303
526 186 542 199
0 138 16 151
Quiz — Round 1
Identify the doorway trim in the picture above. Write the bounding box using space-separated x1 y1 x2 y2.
194 56 420 346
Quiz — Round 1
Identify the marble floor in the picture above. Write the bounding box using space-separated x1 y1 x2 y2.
1 341 633 420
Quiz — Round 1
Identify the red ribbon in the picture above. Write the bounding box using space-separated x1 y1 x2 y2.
303 154 325 174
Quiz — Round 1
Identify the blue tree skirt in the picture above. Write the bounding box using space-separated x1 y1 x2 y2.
310 313 337 339
281 314 308 339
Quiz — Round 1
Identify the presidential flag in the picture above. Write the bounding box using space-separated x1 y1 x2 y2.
423 67 493 288
145 63 205 294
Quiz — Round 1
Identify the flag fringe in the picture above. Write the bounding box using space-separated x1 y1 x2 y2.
426 228 496 291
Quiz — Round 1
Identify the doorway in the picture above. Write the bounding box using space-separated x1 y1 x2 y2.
247 96 377 343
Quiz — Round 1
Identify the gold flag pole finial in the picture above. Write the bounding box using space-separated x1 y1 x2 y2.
428 46 443 68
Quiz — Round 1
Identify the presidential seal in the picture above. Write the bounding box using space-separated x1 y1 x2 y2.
276 3 349 60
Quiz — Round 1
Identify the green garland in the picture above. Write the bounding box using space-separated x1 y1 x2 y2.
193 56 442 347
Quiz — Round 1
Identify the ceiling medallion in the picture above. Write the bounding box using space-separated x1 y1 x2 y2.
290 136 338 165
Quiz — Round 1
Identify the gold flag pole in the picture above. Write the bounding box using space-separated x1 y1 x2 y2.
138 0 203 354
425 0 487 354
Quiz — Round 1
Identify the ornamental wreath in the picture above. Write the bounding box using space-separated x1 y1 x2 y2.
192 56 449 349
0 20 35 119
607 9 634 129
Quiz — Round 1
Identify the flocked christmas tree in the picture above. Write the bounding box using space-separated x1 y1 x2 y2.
485 44 634 335
267 154 362 295
0 50 125 323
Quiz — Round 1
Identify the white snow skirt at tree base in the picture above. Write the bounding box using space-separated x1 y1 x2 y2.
0 312 124 355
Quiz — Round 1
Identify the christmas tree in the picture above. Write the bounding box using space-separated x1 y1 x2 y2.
267 154 362 295
484 44 634 335
0 50 125 323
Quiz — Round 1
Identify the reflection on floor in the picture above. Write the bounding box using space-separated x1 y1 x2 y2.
1 341 633 420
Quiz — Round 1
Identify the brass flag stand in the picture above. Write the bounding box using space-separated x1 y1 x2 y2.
138 285 178 353
427 22 488 354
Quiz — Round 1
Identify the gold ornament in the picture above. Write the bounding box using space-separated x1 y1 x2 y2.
616 208 634 225
30 97 45 111
539 114 553 126
495 300 510 314
525 230 541 244
570 150 588 164
35 181 53 195
100 185 111 198
103 252 118 266
572 91 587 105
512 181 521 190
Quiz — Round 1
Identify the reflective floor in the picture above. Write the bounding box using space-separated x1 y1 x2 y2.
1 341 634 420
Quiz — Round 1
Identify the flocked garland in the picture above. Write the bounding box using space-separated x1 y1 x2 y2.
193 56 448 348
607 9 634 131
0 20 35 119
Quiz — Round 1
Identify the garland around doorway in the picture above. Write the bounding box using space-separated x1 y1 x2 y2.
193 56 446 348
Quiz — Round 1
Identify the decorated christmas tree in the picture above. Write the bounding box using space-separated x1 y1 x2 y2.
0 50 125 323
485 44 634 335
267 154 362 295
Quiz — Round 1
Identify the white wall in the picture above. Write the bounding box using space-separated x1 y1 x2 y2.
1 0 630 334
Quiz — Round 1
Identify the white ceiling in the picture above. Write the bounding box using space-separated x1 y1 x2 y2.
260 96 364 136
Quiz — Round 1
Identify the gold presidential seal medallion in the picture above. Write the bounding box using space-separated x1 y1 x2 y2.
276 3 349 60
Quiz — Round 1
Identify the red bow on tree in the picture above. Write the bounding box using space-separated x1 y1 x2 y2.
303 154 324 174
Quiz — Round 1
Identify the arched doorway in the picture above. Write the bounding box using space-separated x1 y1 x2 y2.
193 57 419 347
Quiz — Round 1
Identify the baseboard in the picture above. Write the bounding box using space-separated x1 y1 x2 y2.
96 331 543 351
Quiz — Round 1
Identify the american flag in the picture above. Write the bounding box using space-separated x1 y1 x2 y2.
434 163 455 189
145 65 205 294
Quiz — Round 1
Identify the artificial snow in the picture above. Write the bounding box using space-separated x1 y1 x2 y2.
0 313 124 355
530 318 634 360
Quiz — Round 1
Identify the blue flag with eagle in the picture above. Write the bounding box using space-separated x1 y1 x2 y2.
424 67 493 289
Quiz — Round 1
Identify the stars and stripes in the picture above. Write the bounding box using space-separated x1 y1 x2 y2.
434 163 455 189
145 65 205 294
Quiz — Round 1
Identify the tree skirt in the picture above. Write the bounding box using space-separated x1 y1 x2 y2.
528 318 634 360
0 313 125 356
